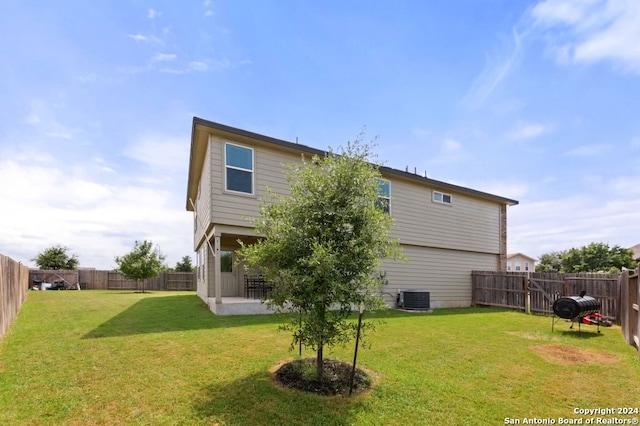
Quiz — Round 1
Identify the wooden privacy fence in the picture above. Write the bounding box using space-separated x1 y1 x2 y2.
620 269 640 361
472 271 621 323
28 269 196 291
0 254 29 339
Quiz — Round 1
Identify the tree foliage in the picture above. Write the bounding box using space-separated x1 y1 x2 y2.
32 245 79 270
537 242 635 273
114 240 167 292
174 255 195 272
238 136 404 380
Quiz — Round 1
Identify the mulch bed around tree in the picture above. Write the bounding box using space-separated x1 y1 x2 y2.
274 358 372 396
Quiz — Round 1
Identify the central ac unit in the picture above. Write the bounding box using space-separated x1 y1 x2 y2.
397 290 431 310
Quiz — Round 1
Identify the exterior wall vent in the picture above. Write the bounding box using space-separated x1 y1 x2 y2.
397 290 431 310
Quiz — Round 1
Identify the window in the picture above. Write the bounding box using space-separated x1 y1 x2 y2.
376 178 390 214
525 262 530 271
515 261 521 271
198 247 205 280
433 191 452 205
507 263 512 271
225 143 254 194
220 251 233 272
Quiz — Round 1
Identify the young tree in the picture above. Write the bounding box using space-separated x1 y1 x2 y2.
238 137 404 380
114 240 167 293
537 252 562 273
174 255 195 272
32 245 79 270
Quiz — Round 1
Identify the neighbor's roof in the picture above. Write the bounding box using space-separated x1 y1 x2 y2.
186 117 519 210
506 253 536 261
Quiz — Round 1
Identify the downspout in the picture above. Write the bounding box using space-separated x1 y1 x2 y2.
499 204 507 271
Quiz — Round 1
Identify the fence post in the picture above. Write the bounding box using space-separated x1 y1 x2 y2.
524 275 530 314
471 272 476 307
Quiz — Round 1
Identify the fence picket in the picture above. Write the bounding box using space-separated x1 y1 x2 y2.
28 269 196 291
472 271 621 323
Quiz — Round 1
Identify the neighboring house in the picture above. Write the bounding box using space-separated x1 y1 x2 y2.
505 253 536 273
631 244 640 262
186 117 519 315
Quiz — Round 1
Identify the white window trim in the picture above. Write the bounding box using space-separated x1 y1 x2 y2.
432 190 452 205
224 142 255 195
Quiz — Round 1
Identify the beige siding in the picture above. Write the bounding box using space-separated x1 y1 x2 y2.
199 132 506 309
208 134 501 256
209 135 302 227
388 178 500 254
193 139 213 250
381 245 499 308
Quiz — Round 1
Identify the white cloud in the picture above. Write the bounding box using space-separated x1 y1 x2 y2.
128 34 148 43
127 33 163 45
531 0 640 74
0 150 192 270
188 61 208 71
508 192 640 260
148 9 161 19
563 144 611 156
461 28 523 109
203 0 214 16
160 60 213 74
443 138 462 151
508 122 549 140
123 135 190 174
152 53 177 62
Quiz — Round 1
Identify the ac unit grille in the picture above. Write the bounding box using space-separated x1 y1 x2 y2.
399 290 430 310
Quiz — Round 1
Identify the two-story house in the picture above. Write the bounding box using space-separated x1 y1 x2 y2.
506 253 536 272
186 117 519 315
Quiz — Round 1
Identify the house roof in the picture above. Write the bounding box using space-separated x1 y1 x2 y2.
506 253 536 262
186 117 520 211
631 244 640 261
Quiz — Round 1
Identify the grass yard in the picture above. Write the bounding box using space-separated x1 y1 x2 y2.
0 291 638 426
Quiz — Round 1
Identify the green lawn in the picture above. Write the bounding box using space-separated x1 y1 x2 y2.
1 291 638 426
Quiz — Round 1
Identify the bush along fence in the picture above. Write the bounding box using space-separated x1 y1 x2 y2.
0 254 29 339
471 271 620 323
28 269 196 291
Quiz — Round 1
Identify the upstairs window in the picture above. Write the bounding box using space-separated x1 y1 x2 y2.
376 178 391 214
225 143 254 194
433 190 452 205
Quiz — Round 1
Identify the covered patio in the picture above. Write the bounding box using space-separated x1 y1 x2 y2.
199 225 275 315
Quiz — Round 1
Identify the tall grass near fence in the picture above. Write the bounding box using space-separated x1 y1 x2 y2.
0 254 29 339
1 291 639 425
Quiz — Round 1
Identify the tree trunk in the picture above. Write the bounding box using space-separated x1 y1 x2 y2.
316 341 323 380
316 300 326 380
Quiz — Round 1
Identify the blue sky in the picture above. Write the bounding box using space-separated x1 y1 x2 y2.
1 0 639 269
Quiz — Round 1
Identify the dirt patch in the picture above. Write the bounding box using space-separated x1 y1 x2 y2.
270 358 373 396
506 331 559 341
530 344 619 366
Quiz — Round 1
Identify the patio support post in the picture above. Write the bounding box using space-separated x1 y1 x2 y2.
214 234 222 304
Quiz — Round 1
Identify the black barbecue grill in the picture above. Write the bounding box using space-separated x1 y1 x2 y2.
551 291 602 334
